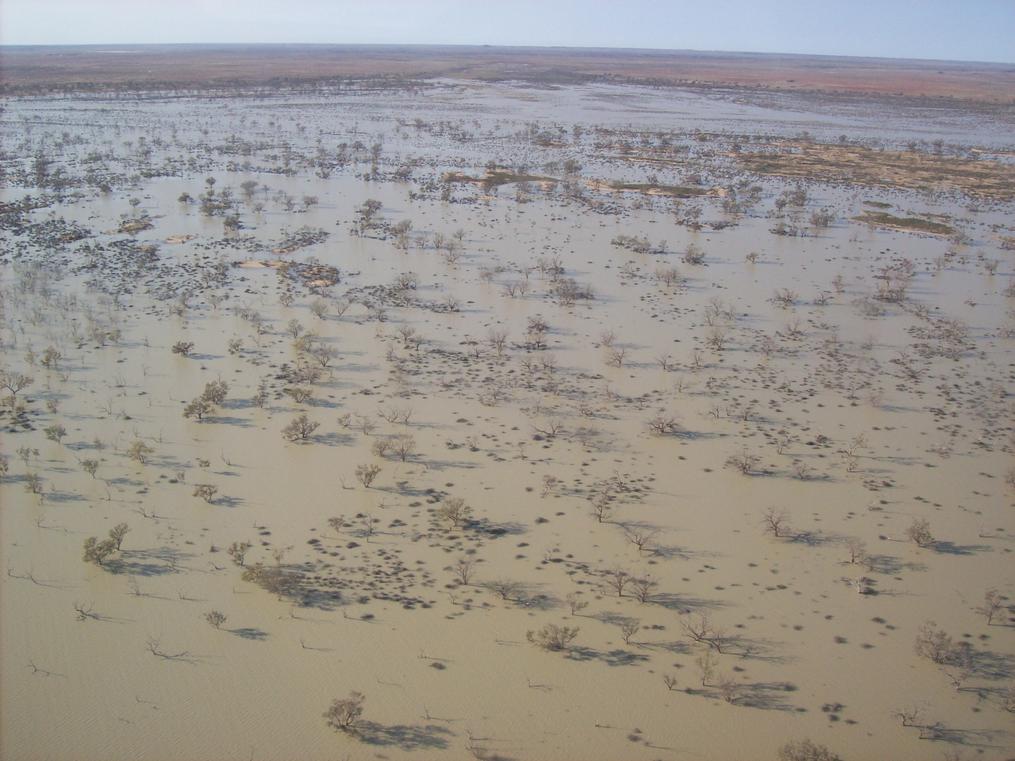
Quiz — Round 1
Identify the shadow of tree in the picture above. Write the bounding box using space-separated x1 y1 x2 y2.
864 554 927 574
568 646 649 667
932 541 992 556
108 547 194 576
229 627 269 640
652 592 729 613
353 721 453 750
970 647 1015 681
470 519 527 538
736 681 799 711
916 722 1011 749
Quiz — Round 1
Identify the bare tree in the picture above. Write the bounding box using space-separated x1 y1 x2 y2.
604 567 630 597
205 610 227 629
681 614 731 653
0 369 34 407
485 580 521 601
541 474 559 498
976 589 1005 625
726 447 760 475
619 618 640 644
624 527 658 555
696 650 717 686
487 329 508 358
762 507 792 538
565 592 588 615
391 434 416 462
914 621 958 664
454 558 477 585
630 576 658 603
846 538 867 565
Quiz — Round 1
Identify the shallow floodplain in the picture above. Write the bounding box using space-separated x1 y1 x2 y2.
1 80 1014 761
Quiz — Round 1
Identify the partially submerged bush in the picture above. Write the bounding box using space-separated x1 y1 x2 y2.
527 623 579 652
777 739 842 761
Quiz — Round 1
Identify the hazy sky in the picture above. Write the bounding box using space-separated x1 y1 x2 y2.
2 0 1013 63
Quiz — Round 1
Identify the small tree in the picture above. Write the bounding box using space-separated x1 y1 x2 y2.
905 518 934 547
310 299 329 320
171 341 195 356
437 497 472 529
324 692 365 732
184 397 213 421
202 380 229 405
846 538 867 565
128 440 154 464
44 424 67 444
527 623 579 652
205 610 227 629
108 522 130 550
566 592 588 615
83 536 116 565
284 387 313 404
282 413 319 441
24 472 43 495
355 463 381 488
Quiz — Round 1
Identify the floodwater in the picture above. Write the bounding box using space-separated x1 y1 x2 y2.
1 80 1013 761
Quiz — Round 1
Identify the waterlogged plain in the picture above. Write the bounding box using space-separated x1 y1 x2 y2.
1 79 1014 761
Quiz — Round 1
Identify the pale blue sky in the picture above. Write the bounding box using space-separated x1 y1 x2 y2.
2 0 1013 63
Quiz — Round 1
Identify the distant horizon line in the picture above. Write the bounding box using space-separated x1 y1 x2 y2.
1 41 1012 67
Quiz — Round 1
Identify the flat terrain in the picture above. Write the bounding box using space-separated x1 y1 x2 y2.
2 44 1015 102
1 57 1014 761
